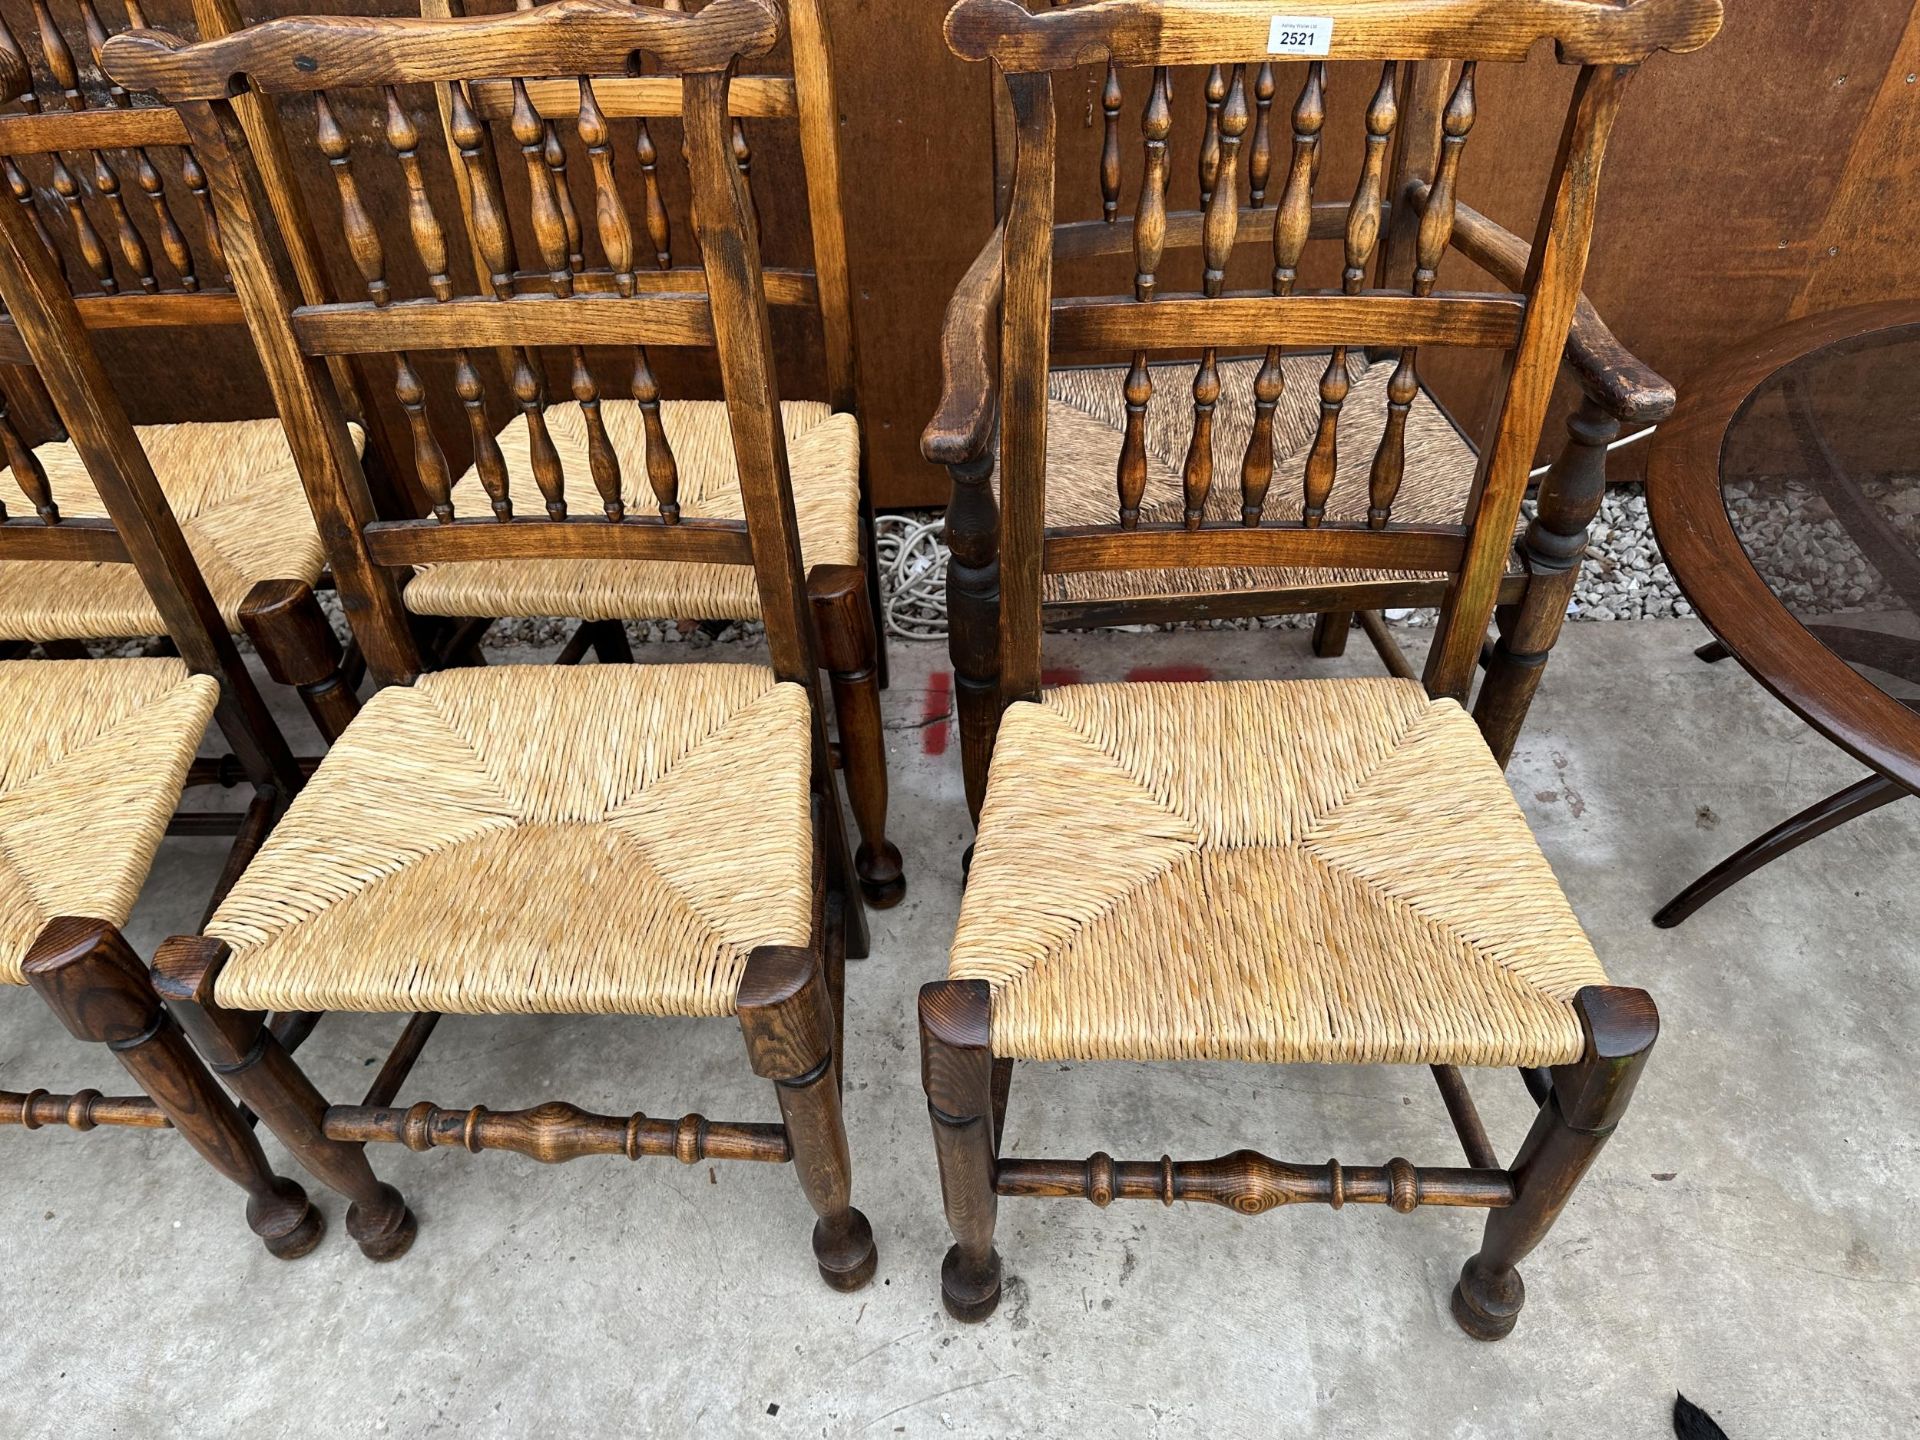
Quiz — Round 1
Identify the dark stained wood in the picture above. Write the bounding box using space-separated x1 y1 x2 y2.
919 978 1001 1322
1645 300 1920 796
239 577 359 745
290 293 718 356
325 1099 791 1165
810 562 903 907
1049 291 1524 354
23 918 323 1258
1044 520 1467 575
994 1153 1514 1210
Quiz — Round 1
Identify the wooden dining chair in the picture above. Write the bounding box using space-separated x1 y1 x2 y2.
925 2 1689 828
918 0 1720 1335
337 0 900 908
0 42 329 1259
104 0 878 1288
0 0 401 746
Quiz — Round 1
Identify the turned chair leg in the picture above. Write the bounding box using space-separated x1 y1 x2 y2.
920 979 1002 1322
153 936 416 1262
1311 610 1353 658
1452 986 1657 1340
589 618 634 664
738 945 876 1291
240 579 360 745
808 564 905 908
24 918 323 1259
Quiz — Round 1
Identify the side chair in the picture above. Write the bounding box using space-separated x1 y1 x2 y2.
367 0 902 908
105 0 878 1288
0 42 326 1258
918 0 1720 1336
924 2 1685 828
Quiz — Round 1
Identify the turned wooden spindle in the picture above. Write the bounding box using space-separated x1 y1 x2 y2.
447 81 513 297
513 349 566 520
633 346 679 523
1240 62 1323 526
1248 61 1274 206
571 346 623 520
314 90 386 306
178 144 221 282
392 351 452 522
321 1099 791 1166
15 5 108 292
1116 65 1171 529
1198 63 1225 206
1304 63 1397 528
456 350 512 521
506 0 579 274
732 117 761 247
1184 64 1246 528
577 77 633 292
509 78 571 295
384 85 450 301
992 1150 1513 1213
0 384 57 522
635 119 672 268
35 0 151 292
80 0 191 290
1369 63 1474 528
1098 62 1121 221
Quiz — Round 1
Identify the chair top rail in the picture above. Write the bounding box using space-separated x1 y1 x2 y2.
945 0 1723 71
102 0 783 101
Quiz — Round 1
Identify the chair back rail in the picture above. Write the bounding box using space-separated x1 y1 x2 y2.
103 0 824 690
962 0 1720 704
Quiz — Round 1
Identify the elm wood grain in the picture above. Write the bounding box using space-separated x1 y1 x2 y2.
469 74 796 122
23 918 323 1258
944 0 1724 69
920 979 1001 1322
1453 986 1656 1339
0 100 186 152
0 514 128 559
1042 570 1524 632
993 1154 1514 1211
810 562 903 908
1645 301 1920 796
153 935 419 1262
922 221 1003 468
1043 521 1468 575
325 1100 791 1165
101 0 783 100
289 293 718 357
239 577 359 746
1048 291 1524 355
1652 773 1908 929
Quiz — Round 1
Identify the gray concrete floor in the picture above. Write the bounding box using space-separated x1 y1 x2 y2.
3 618 1916 1438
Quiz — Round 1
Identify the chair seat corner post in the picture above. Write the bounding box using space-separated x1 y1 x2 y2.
919 978 1001 1322
737 944 877 1292
808 561 904 907
1472 392 1617 766
22 916 324 1260
239 576 361 745
151 933 417 1262
943 445 1001 832
1451 985 1657 1340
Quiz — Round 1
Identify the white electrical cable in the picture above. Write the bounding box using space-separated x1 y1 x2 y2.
874 512 950 641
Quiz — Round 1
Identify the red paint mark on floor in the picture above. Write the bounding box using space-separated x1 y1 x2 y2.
1041 666 1084 688
1126 664 1213 684
922 671 952 755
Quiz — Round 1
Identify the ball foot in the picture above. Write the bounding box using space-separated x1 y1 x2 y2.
1451 1257 1524 1341
253 1178 325 1261
347 1184 417 1263
940 1244 1002 1323
856 842 906 909
814 1209 877 1292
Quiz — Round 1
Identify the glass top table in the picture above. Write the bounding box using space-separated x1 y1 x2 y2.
1645 302 1920 924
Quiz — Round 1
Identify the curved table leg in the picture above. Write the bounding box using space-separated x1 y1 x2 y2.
1654 774 1908 928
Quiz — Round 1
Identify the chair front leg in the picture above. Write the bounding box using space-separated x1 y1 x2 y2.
24 918 322 1259
1311 610 1353 658
240 579 360 745
942 453 1001 833
920 979 1002 1321
153 935 416 1262
738 945 876 1292
1452 986 1657 1340
809 564 904 908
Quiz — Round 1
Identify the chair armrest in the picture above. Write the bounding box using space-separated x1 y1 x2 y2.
922 222 1004 468
1436 196 1676 428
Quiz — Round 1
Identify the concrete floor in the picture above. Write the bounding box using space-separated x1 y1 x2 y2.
3 618 1916 1438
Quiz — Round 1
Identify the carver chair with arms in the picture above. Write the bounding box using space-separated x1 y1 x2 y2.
925 0 1689 827
917 0 1720 1336
104 0 876 1287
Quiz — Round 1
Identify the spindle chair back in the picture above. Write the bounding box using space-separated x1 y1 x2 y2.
0 40 330 1262
920 0 1720 1338
102 0 877 1289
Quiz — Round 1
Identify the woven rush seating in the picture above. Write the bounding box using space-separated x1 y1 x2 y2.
0 659 218 983
203 662 816 1017
950 677 1608 1068
1037 356 1509 605
0 420 349 642
403 400 860 622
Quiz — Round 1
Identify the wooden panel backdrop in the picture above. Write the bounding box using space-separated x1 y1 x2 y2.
4 0 1916 505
